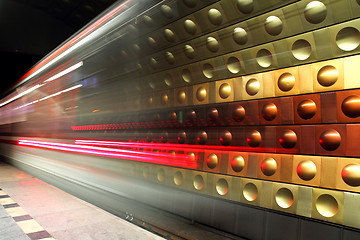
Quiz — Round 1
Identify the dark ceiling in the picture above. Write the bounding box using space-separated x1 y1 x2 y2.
0 0 118 96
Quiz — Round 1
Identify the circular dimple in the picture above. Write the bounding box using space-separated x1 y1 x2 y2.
342 164 360 187
233 27 248 45
279 130 297 149
262 102 278 121
292 39 312 60
220 130 232 146
297 99 317 120
219 83 231 99
336 27 360 51
177 90 186 104
275 188 294 209
178 131 186 144
143 15 154 27
317 65 338 87
256 49 273 68
184 45 195 59
197 130 207 145
120 49 128 57
208 8 223 26
207 153 218 169
243 183 258 201
183 0 197 8
196 87 207 102
319 129 341 151
161 131 168 143
147 37 157 49
342 95 360 118
164 73 173 86
165 51 175 65
233 105 246 122
187 152 195 161
184 19 197 35
304 1 327 24
206 37 219 52
164 28 175 42
216 179 229 196
261 157 277 176
157 168 165 182
231 155 245 172
357 0 360 5
143 166 150 178
161 93 168 105
278 72 295 92
174 171 183 186
315 194 339 217
182 69 192 83
227 57 241 74
149 57 158 69
187 110 196 121
236 0 254 14
297 160 317 181
193 175 204 190
265 16 283 36
202 63 214 79
133 44 141 54
247 130 262 147
169 112 177 121
147 97 153 106
246 78 260 96
161 4 174 19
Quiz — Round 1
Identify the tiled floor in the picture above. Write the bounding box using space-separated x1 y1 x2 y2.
0 161 163 240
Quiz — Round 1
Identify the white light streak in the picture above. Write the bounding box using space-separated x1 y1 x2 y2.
44 61 83 83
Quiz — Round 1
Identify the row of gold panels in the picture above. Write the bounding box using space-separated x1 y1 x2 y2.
126 0 360 76
130 18 360 92
119 0 359 65
118 54 360 113
124 161 360 229
117 0 299 62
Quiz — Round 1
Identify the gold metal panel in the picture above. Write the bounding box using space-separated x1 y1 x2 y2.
257 153 282 182
194 30 224 61
296 185 313 218
245 152 259 178
329 0 352 22
279 154 294 183
292 155 321 187
328 18 360 58
194 2 228 33
218 21 253 54
282 2 305 35
311 188 344 224
313 27 333 60
193 83 209 105
320 156 338 189
170 168 190 190
312 58 344 93
251 43 278 72
273 39 292 69
240 178 262 207
349 0 360 18
259 181 273 209
197 59 220 83
227 151 248 177
174 87 189 107
344 55 360 89
174 14 201 41
256 8 289 42
296 0 333 32
262 71 275 98
343 192 360 229
176 63 202 85
190 170 211 195
155 166 172 185
221 52 245 79
241 74 264 100
215 79 234 103
272 182 298 214
203 151 222 173
298 64 314 94
335 157 360 192
158 90 173 109
274 67 300 97
229 176 241 202
213 174 232 200
286 32 317 66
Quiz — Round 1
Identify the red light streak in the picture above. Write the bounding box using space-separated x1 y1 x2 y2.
74 139 294 154
18 139 198 168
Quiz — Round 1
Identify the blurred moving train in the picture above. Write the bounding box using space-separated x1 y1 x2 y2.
1 0 360 239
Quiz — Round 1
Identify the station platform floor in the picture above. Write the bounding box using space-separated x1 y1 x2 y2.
0 161 164 240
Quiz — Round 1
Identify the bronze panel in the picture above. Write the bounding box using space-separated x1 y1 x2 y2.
246 153 260 178
313 58 344 93
293 93 321 124
263 126 277 152
300 125 316 155
320 92 338 123
272 182 298 214
311 188 344 225
274 66 300 97
205 104 230 126
228 100 260 126
345 124 360 157
262 71 276 98
258 99 281 125
336 157 360 192
315 124 346 156
292 155 321 187
275 126 301 154
227 151 248 177
336 89 360 123
320 156 338 189
215 79 235 103
257 153 282 181
279 96 294 125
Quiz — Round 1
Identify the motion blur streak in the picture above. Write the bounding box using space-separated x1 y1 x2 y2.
18 139 198 168
75 139 294 154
